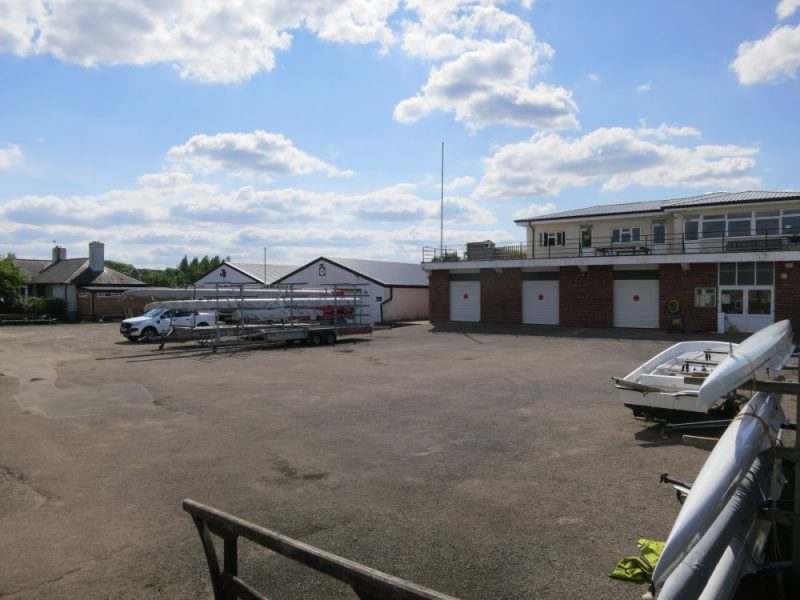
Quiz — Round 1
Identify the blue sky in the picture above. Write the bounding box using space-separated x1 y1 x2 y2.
1 0 799 268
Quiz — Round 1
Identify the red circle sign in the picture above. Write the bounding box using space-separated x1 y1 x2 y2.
633 295 640 302
463 293 469 299
538 294 544 301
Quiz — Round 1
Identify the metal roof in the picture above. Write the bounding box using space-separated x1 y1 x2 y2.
227 263 299 284
277 257 429 287
514 190 800 223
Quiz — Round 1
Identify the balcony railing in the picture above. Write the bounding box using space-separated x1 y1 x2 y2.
423 230 800 263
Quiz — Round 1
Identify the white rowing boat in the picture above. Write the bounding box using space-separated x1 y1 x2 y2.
613 340 739 420
695 319 794 409
650 391 786 594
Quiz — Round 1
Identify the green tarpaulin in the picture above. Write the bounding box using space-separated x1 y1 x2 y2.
610 538 665 582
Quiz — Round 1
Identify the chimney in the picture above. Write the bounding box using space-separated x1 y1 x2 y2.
89 241 104 274
52 245 66 262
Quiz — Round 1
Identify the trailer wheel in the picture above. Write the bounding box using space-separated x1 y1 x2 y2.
310 334 322 345
325 332 336 345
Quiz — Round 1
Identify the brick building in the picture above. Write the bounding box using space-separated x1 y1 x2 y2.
424 191 800 333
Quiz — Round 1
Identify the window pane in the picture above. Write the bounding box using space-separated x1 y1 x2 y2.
748 290 772 315
612 229 620 242
705 214 724 220
721 289 743 314
621 230 631 243
653 222 665 244
737 262 755 285
685 221 699 241
728 220 751 236
783 215 800 233
702 220 726 238
727 211 751 219
756 218 779 235
756 210 779 217
632 228 640 241
719 263 736 285
756 262 774 285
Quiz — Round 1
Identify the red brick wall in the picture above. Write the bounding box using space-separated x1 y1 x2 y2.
429 270 450 322
559 266 613 327
480 268 522 324
775 262 800 326
658 263 718 332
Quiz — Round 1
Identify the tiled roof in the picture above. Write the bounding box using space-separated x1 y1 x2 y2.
21 258 144 286
514 190 800 223
11 259 51 280
28 259 90 284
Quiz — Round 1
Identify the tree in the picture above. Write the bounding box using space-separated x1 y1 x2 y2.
0 254 26 309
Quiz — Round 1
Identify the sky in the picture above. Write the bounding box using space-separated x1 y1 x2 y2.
1 0 799 268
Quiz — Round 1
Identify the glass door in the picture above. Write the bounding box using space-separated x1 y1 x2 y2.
719 287 773 333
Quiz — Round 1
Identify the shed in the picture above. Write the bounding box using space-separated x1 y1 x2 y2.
274 257 429 325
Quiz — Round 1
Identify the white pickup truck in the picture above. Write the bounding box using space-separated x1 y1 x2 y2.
120 308 217 341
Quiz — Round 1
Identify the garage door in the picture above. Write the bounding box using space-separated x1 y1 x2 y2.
450 281 480 322
613 279 659 328
522 280 559 325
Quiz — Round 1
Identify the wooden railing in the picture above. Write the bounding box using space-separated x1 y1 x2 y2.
183 499 460 600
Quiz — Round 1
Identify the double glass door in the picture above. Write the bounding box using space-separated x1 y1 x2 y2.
719 287 773 333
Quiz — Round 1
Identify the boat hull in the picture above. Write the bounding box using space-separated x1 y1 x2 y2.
696 319 794 409
650 391 785 592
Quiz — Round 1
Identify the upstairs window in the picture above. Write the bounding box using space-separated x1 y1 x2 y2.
783 209 800 235
611 227 640 243
755 210 780 236
685 218 699 241
539 231 566 246
726 211 752 237
701 214 725 238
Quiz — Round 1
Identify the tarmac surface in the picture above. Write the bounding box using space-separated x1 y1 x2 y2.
0 321 792 599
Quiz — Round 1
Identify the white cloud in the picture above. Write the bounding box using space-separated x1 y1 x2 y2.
1 0 397 83
0 170 498 265
777 0 800 19
167 131 354 180
394 39 579 131
731 23 800 85
474 125 760 198
394 2 577 131
512 202 557 220
0 144 23 170
587 73 600 82
444 175 477 191
637 122 701 140
637 82 651 92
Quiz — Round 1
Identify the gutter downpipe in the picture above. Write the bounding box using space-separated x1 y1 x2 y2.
379 287 393 324
527 222 535 259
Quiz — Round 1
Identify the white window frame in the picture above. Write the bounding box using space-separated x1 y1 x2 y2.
611 227 640 244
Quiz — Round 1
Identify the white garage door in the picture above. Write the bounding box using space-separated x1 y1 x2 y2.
450 281 480 322
522 280 559 325
614 279 659 328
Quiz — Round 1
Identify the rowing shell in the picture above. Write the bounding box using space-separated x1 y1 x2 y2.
650 391 785 592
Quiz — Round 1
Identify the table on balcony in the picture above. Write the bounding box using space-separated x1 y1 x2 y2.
594 246 651 256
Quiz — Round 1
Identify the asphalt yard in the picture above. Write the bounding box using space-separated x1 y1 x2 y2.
0 321 789 599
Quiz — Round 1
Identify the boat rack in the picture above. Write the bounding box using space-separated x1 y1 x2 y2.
182 499 459 600
154 282 372 353
673 372 800 584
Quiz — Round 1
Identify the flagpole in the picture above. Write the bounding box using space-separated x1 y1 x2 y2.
440 142 444 253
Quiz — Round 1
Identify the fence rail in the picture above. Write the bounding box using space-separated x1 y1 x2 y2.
423 230 800 264
183 499 460 600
